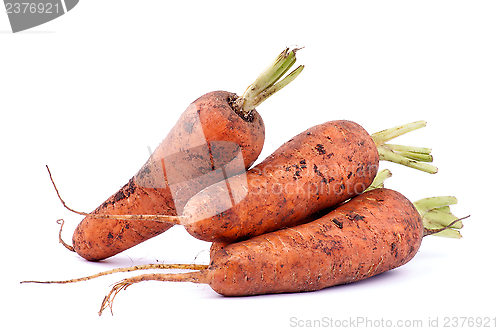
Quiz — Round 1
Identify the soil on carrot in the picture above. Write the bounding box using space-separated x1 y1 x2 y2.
100 178 136 210
228 94 256 122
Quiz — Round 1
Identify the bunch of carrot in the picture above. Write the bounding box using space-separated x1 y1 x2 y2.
22 47 467 316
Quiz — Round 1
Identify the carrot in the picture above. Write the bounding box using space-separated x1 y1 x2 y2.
171 120 437 242
22 188 465 316
95 188 463 315
63 120 436 244
66 48 304 261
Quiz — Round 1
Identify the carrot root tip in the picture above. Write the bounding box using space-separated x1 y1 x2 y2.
98 270 207 316
57 219 75 252
20 263 208 285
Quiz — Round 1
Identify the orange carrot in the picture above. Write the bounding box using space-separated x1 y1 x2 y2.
22 188 465 316
177 120 437 242
64 120 437 245
94 188 463 315
67 48 304 261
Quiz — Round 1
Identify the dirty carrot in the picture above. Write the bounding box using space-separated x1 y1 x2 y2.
62 120 436 244
176 120 437 242
64 48 304 261
22 188 466 316
206 168 395 259
95 188 464 315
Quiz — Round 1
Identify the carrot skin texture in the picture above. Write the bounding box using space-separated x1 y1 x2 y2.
183 120 380 242
72 91 265 261
205 188 423 296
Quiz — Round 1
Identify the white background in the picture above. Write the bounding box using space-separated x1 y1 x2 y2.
2 1 499 330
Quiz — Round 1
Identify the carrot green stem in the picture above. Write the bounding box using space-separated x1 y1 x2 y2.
366 169 392 191
382 144 433 162
414 196 458 213
371 120 427 143
371 120 438 174
413 196 466 238
233 47 304 118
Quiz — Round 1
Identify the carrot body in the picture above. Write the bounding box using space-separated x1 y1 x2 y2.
197 188 423 296
182 120 379 242
73 91 265 261
22 187 462 316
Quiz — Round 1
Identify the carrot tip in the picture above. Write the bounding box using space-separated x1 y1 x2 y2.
57 219 75 252
98 270 207 316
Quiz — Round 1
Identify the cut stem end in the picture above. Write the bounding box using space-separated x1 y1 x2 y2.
233 47 304 118
366 169 392 191
414 196 467 238
372 121 438 174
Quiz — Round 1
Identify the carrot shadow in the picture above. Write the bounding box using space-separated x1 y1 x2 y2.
201 268 406 301
339 268 404 289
